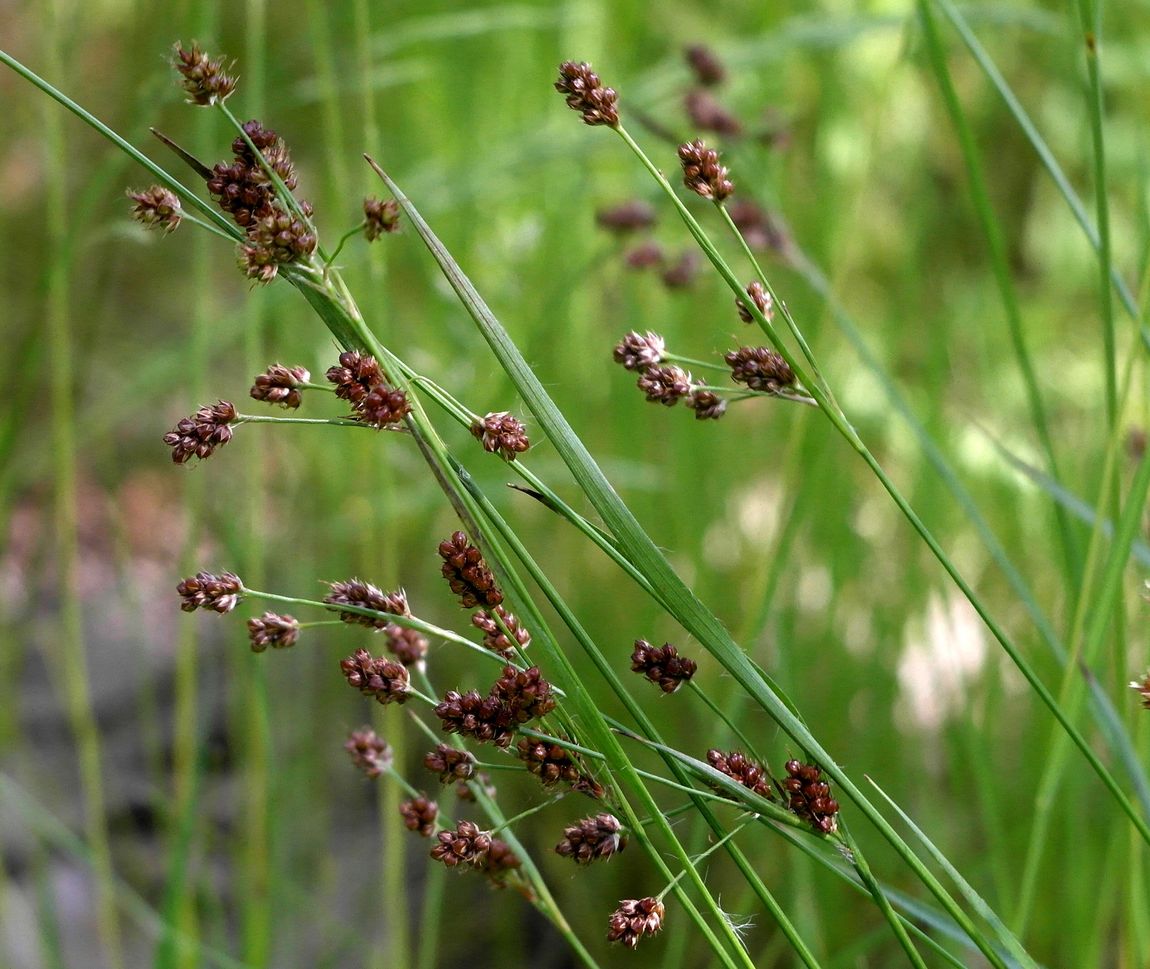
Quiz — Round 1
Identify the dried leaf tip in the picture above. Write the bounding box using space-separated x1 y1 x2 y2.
173 42 237 105
128 186 182 232
555 61 620 127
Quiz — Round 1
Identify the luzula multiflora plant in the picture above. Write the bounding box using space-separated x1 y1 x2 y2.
18 33 1139 967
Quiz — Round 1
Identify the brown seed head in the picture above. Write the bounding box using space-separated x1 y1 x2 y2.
555 814 626 865
438 531 503 609
613 331 665 372
686 389 727 421
660 250 700 290
555 61 620 127
517 738 581 788
127 186 182 232
177 570 243 613
684 44 726 87
173 42 237 105
624 240 665 270
637 365 692 406
240 207 317 283
707 748 773 800
345 727 392 778
326 350 386 404
385 623 428 666
163 400 238 464
470 412 530 460
480 838 522 880
430 820 492 868
250 363 310 409
364 197 401 240
684 89 743 138
423 743 477 784
339 647 411 705
435 690 516 748
725 346 795 393
736 281 773 324
490 665 556 723
247 612 300 651
607 897 665 949
780 759 840 834
596 200 657 234
471 605 532 657
399 795 439 837
678 138 734 202
630 640 697 693
323 579 410 628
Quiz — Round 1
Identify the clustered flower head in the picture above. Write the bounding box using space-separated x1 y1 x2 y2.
624 240 664 270
385 623 428 666
684 89 742 138
340 647 411 704
127 186 182 232
163 399 238 464
324 578 410 628
247 611 299 651
438 531 503 609
660 250 700 289
555 814 626 865
490 665 556 723
596 200 657 234
613 331 665 371
345 727 392 778
707 748 774 800
555 61 619 127
686 389 727 421
678 138 734 202
630 640 697 693
325 350 411 428
240 208 317 282
637 365 692 407
517 737 583 788
684 43 726 87
607 897 665 949
399 795 439 836
173 42 237 105
424 743 476 784
470 412 530 460
736 280 773 324
1131 670 1150 709
781 759 840 834
471 605 531 657
429 820 492 868
363 197 401 240
730 199 789 254
250 363 310 409
725 346 795 393
177 570 243 613
435 689 517 748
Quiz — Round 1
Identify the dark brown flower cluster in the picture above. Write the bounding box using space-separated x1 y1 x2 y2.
163 400 238 464
490 665 556 723
363 197 401 240
345 727 392 778
630 640 697 693
595 200 656 234
614 331 665 371
240 208 317 283
707 748 773 800
480 839 522 881
339 647 411 705
470 412 530 460
325 350 411 428
685 390 727 421
736 281 773 324
471 605 531 657
438 531 503 609
555 61 619 127
177 570 242 613
1131 670 1150 709
607 897 665 949
247 611 299 651
678 138 734 202
127 186 182 232
324 578 409 628
399 795 439 837
684 89 742 138
684 43 726 87
637 365 692 406
517 737 582 788
424 743 476 784
250 363 310 409
555 814 626 865
385 624 428 666
660 250 701 289
624 241 664 270
173 42 236 105
781 759 840 834
434 665 554 748
725 346 795 393
430 820 490 868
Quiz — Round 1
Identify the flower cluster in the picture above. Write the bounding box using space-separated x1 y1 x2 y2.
339 647 411 704
247 611 299 651
423 744 476 784
707 748 773 800
725 346 795 393
324 578 410 628
555 814 626 865
595 200 656 234
345 727 392 778
613 331 665 371
630 640 697 693
385 624 428 666
470 412 530 460
438 531 503 609
250 363 310 409
127 186 182 232
163 400 238 464
177 570 243 613
399 796 439 837
363 197 401 240
677 138 734 202
637 365 692 406
325 350 411 428
555 61 619 127
173 42 236 105
471 605 531 657
736 281 773 324
607 897 665 949
781 760 840 834
434 665 555 748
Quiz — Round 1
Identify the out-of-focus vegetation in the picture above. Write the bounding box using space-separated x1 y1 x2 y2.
3 1 1149 966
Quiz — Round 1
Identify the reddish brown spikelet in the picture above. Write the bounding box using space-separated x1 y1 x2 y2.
637 365 692 406
1130 670 1150 709
736 281 773 324
163 400 238 464
624 240 665 270
607 897 665 949
424 743 476 784
470 412 530 460
490 666 556 723
247 612 299 651
630 640 697 693
781 759 840 834
660 250 700 289
684 89 743 137
555 814 626 865
177 570 243 614
517 738 581 787
684 44 726 87
358 385 411 428
471 606 532 657
555 61 620 127
399 795 439 837
324 579 410 628
596 200 657 234
250 363 310 409
326 350 385 405
481 838 522 880
438 531 503 609
707 748 773 800
128 186 182 232
364 197 401 240
430 820 492 869
613 331 665 372
339 647 411 705
240 208 317 283
173 42 237 105
686 389 727 421
678 138 734 202
385 623 428 666
345 727 392 778
435 690 516 747
725 346 795 393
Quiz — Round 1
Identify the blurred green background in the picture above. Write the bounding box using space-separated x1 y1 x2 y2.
2 0 1149 966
